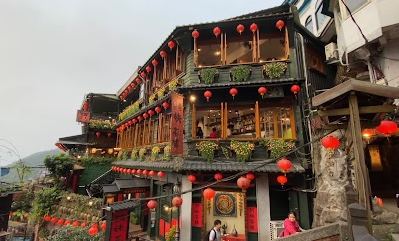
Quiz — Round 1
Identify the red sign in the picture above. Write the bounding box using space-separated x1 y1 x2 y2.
192 203 202 227
76 110 91 123
170 92 184 155
246 207 258 232
165 222 170 234
159 219 165 236
110 209 129 241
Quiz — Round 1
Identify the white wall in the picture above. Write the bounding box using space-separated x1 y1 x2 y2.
378 40 399 88
295 0 331 37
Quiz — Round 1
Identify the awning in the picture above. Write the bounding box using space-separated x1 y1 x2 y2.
102 178 150 194
56 134 88 151
103 199 140 212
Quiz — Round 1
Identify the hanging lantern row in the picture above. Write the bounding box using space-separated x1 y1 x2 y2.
360 120 398 142
203 85 299 102
116 102 170 132
43 215 104 235
119 76 144 100
193 20 285 39
111 166 166 179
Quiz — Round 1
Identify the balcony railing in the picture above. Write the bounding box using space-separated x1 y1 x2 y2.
195 60 290 85
148 77 180 105
118 99 143 122
88 119 117 130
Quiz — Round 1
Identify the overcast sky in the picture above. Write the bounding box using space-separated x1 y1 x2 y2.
0 0 281 164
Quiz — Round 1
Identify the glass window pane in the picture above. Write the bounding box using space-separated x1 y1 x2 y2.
226 106 256 139
316 4 327 30
276 107 293 138
305 16 313 33
259 36 286 62
195 109 222 138
260 108 275 138
344 0 368 13
198 42 221 67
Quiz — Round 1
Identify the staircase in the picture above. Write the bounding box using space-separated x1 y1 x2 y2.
129 224 150 241
84 169 119 197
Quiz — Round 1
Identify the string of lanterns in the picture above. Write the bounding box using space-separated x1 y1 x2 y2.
111 166 166 180
43 215 106 236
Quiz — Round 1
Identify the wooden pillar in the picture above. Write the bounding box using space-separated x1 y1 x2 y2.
256 174 271 241
348 92 372 232
255 101 260 138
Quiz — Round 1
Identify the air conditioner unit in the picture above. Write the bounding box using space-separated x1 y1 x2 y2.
325 42 339 63
270 220 285 240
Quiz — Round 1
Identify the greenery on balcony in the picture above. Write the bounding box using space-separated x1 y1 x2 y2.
80 156 116 166
263 62 287 79
198 68 218 84
260 139 295 158
149 78 179 104
118 99 142 121
230 65 251 82
88 119 116 130
196 141 219 162
230 140 255 162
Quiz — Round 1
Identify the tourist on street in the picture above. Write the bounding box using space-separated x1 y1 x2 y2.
208 219 222 241
279 211 301 237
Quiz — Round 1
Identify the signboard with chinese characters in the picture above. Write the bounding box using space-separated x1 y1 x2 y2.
191 203 203 227
76 110 91 123
170 92 184 155
109 209 129 241
245 207 258 233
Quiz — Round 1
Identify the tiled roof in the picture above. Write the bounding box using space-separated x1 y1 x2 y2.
104 199 140 211
102 184 120 193
113 178 150 189
113 158 304 173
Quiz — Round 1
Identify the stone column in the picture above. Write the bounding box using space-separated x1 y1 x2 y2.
180 176 192 240
256 174 271 241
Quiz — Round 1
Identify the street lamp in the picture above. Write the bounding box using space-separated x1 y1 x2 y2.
173 180 181 241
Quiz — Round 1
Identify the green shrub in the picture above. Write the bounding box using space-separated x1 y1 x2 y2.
231 65 251 82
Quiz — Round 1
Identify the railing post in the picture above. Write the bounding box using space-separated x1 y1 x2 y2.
345 185 358 241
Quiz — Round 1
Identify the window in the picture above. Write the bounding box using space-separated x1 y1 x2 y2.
316 0 327 30
195 108 222 138
306 45 326 73
197 40 222 67
159 114 171 142
343 0 368 13
305 16 313 33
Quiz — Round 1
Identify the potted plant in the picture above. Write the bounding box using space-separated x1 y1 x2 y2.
163 144 171 161
166 226 177 241
260 139 295 158
230 140 255 162
139 148 146 161
131 148 139 161
230 65 251 82
198 68 218 84
151 146 160 161
263 62 287 79
196 141 219 162
157 88 165 100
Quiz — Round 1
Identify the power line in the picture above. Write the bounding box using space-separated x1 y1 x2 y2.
339 0 368 44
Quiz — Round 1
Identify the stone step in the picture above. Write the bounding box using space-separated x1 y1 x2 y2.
392 234 399 241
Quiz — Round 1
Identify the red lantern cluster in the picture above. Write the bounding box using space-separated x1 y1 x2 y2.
376 120 398 136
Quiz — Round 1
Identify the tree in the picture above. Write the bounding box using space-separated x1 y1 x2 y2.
44 154 74 180
12 160 32 183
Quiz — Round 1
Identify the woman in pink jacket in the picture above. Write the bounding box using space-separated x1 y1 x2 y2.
279 211 301 237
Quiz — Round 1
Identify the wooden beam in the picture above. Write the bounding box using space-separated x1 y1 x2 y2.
348 92 372 232
318 105 396 117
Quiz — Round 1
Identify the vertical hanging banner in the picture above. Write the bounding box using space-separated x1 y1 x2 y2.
159 219 165 236
246 207 258 232
191 203 203 227
170 92 184 155
109 209 129 241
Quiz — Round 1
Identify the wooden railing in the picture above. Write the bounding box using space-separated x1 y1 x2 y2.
148 77 180 104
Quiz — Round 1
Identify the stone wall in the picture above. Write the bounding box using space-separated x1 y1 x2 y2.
274 222 348 241
312 130 350 227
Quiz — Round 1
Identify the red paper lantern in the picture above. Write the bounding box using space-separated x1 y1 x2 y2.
138 116 143 121
128 86 132 91
140 72 147 78
321 135 340 151
246 173 255 181
51 217 58 223
136 77 142 84
160 50 167 58
100 223 106 230
203 188 216 200
376 120 398 136
172 196 183 207
250 23 258 32
142 170 149 176
237 176 251 192
168 40 175 50
204 90 212 102
81 223 88 228
143 113 149 119
44 215 51 222
64 220 71 225
276 20 285 31
291 85 300 94
107 132 112 138
277 158 292 173
155 106 162 114
258 87 267 98
128 120 133 126
88 227 98 236
152 59 158 66
147 199 157 210
122 168 127 173
132 118 138 124
157 171 165 178
229 88 238 99
277 175 287 186
149 170 156 177
362 129 374 138
148 109 155 116
130 82 136 88
192 30 199 39
58 219 65 225
187 174 196 183
213 27 221 37
127 169 132 174
162 102 169 110
131 169 136 174
236 24 245 34
73 221 80 227
214 173 223 181
96 132 101 138
376 197 383 207
146 66 152 73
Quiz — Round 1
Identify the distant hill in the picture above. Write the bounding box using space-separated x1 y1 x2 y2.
0 149 62 183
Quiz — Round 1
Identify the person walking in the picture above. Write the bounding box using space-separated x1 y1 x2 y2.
207 219 222 241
